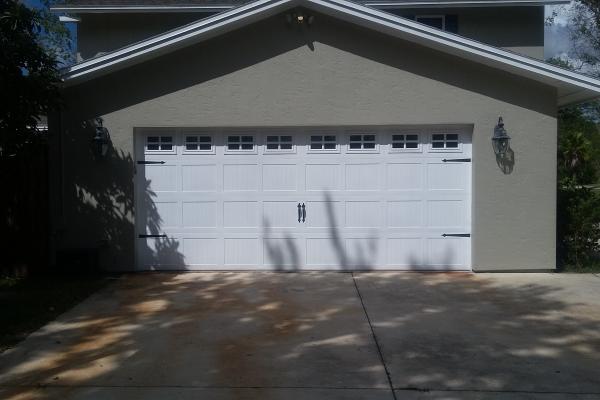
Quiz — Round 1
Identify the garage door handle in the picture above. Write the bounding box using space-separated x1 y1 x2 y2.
301 203 306 223
442 233 471 237
138 234 168 238
137 161 166 165
298 203 302 223
442 158 471 163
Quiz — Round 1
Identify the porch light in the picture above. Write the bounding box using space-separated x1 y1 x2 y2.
92 117 111 158
492 117 511 157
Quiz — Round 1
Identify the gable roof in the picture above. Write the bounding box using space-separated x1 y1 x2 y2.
51 0 568 12
60 0 600 106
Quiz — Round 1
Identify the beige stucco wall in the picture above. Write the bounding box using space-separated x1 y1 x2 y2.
53 12 557 271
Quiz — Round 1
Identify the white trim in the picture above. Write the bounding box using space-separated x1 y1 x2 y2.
60 0 600 105
51 5 233 13
366 0 567 7
59 15 81 22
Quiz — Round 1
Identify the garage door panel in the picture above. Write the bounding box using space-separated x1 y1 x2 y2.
182 164 217 192
145 164 178 192
224 164 259 191
136 127 471 270
223 201 259 228
305 164 343 191
345 164 380 191
263 201 299 228
386 163 424 191
263 164 297 191
387 201 423 228
182 201 217 228
224 238 260 266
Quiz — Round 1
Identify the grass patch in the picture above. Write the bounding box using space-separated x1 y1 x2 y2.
0 274 112 352
558 260 600 273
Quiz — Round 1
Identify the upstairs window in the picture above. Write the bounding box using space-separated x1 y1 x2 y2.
416 15 445 30
145 135 174 152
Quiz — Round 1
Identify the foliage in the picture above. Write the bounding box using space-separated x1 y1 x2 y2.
0 0 71 159
556 107 600 270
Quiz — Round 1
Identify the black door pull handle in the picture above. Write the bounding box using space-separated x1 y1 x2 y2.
301 203 306 223
297 203 302 223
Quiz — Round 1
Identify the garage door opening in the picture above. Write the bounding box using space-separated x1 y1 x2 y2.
134 126 472 270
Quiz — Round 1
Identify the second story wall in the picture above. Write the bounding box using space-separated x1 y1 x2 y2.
390 6 545 59
74 6 545 61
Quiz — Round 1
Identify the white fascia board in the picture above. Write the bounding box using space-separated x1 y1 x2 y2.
60 0 600 104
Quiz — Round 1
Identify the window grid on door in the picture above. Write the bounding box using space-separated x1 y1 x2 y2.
145 135 174 153
391 134 420 151
431 133 460 150
310 135 338 151
184 134 213 153
227 135 255 151
348 134 377 151
265 135 294 152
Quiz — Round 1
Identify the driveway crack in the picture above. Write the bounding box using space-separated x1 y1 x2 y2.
351 273 397 400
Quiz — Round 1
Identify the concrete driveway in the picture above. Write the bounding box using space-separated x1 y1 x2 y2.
1 272 599 400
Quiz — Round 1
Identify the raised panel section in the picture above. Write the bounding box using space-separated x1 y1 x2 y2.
224 201 259 228
427 237 465 267
225 238 259 265
182 165 217 192
346 164 379 191
263 201 298 228
263 164 297 191
345 238 380 267
387 163 423 191
306 238 341 266
388 201 422 228
264 238 302 267
139 237 184 267
224 164 259 191
427 200 464 227
183 238 218 265
182 202 217 227
146 165 177 192
305 201 343 228
387 238 422 266
346 201 380 228
154 202 180 228
306 164 343 191
428 163 467 191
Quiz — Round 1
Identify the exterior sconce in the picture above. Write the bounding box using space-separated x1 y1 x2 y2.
492 117 511 157
285 11 314 26
92 117 110 158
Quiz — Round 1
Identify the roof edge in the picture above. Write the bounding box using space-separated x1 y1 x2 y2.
50 0 567 13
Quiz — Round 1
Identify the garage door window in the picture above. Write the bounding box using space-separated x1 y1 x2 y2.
184 134 214 153
348 134 377 152
391 134 420 152
265 135 294 153
431 133 460 151
309 135 338 152
227 135 255 153
145 135 174 153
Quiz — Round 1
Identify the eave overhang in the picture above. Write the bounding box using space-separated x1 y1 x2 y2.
60 0 600 106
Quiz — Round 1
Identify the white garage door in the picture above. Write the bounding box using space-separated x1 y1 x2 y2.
135 126 471 270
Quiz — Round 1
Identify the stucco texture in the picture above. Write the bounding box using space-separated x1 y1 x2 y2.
53 11 557 271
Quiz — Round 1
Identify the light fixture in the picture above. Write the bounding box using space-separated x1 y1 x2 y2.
92 117 111 158
492 117 511 157
285 11 314 26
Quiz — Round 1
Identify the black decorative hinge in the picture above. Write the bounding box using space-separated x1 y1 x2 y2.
442 158 471 163
137 161 166 165
442 233 471 237
138 234 167 238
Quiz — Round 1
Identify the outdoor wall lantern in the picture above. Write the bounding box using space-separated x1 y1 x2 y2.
492 117 511 157
92 117 111 158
